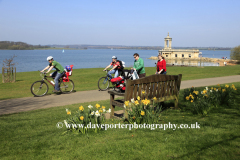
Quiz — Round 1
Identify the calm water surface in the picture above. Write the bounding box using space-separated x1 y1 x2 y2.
0 49 230 72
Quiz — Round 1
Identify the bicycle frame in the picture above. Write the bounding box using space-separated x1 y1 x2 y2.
40 73 59 87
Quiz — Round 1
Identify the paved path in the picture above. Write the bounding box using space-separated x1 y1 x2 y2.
1 75 240 115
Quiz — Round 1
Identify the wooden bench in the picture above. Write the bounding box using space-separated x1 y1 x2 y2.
108 74 182 119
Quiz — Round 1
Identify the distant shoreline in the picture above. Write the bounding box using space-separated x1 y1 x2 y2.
148 56 239 66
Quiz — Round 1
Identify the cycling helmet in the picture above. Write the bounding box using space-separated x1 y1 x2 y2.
47 56 53 61
112 56 117 59
65 65 71 71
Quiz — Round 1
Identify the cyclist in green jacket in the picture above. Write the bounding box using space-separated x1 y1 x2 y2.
41 56 65 92
131 53 146 78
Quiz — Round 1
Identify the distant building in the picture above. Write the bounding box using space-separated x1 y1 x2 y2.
158 33 200 59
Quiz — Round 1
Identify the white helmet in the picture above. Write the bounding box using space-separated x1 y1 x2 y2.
112 56 117 59
47 56 53 61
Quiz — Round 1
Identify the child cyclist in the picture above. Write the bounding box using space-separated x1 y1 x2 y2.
41 56 65 92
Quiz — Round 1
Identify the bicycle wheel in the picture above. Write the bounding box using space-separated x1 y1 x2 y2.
98 76 110 91
59 79 74 93
31 81 49 97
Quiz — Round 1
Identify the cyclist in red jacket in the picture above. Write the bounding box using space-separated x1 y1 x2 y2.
156 55 167 75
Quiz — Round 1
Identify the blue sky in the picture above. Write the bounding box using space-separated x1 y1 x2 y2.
0 0 239 47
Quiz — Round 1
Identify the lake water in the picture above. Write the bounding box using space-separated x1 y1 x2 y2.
0 49 230 72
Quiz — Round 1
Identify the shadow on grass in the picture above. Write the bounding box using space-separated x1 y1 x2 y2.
177 135 240 159
16 80 23 82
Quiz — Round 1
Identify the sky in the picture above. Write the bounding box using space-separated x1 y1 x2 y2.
0 0 239 47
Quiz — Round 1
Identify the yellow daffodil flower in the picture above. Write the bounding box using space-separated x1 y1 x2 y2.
124 101 129 107
79 106 84 111
95 104 100 109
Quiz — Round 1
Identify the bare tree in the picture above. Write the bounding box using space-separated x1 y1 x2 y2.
2 55 17 83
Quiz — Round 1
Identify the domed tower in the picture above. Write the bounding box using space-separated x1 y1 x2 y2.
164 32 172 49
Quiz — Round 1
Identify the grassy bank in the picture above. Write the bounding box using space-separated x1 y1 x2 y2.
0 65 240 100
0 83 239 159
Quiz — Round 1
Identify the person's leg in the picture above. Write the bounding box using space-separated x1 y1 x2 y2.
107 70 115 79
54 72 65 91
51 71 57 78
161 71 167 75
114 70 118 78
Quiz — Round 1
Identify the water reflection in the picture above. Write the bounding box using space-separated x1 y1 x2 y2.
165 59 219 66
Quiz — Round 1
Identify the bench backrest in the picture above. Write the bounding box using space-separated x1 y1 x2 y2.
124 74 182 101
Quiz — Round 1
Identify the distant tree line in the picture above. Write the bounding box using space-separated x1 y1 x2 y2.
0 41 50 50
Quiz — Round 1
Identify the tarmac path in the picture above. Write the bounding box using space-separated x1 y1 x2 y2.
0 75 240 115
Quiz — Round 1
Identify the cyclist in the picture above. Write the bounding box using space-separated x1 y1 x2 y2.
103 56 121 79
41 56 65 92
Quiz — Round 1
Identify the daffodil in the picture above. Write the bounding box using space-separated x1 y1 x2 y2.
225 85 229 88
137 96 141 100
79 106 84 111
131 98 135 103
143 99 150 105
95 104 100 109
91 111 95 115
193 91 199 95
191 100 193 103
102 106 106 109
141 111 145 116
80 116 84 120
153 97 157 101
142 90 145 94
134 100 139 105
132 116 136 119
99 109 103 113
222 89 226 92
95 110 100 117
217 84 220 86
202 89 207 94
67 111 71 115
106 109 111 113
88 105 93 109
124 101 129 107
186 96 190 100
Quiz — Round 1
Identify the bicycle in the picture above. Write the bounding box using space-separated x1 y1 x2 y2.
98 69 132 91
98 70 112 91
31 71 74 97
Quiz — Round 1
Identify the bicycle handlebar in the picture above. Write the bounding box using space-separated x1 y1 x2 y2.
103 69 110 72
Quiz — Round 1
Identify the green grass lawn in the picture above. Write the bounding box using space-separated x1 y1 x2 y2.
0 82 240 159
0 65 240 100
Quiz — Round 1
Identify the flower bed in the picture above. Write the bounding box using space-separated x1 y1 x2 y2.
64 104 110 134
183 84 237 115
